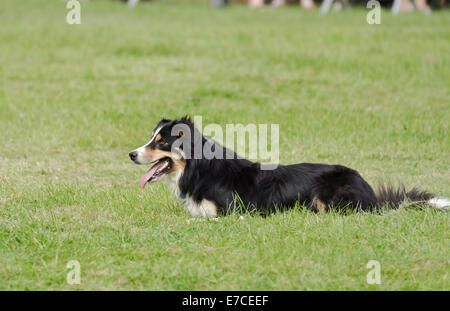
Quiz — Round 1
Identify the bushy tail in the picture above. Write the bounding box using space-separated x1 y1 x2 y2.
376 184 449 210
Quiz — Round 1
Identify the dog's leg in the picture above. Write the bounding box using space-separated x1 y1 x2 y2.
200 199 218 218
312 196 328 213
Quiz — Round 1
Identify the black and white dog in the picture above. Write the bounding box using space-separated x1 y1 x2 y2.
129 117 449 217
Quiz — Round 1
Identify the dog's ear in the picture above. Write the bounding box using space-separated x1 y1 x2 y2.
180 115 191 123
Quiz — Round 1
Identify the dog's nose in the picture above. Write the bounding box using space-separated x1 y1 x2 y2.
129 151 137 161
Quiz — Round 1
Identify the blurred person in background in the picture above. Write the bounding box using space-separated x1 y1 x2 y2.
396 0 431 12
211 0 230 8
248 0 314 8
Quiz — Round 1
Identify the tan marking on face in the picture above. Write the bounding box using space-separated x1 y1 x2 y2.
141 148 174 163
172 158 186 171
173 147 186 160
154 133 169 146
142 148 186 175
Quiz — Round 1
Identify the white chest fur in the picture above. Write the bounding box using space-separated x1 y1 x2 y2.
164 171 217 217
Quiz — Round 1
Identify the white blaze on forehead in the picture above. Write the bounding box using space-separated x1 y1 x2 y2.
133 124 166 155
139 124 165 149
148 125 165 145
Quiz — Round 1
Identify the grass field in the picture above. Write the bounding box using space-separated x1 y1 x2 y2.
0 0 449 290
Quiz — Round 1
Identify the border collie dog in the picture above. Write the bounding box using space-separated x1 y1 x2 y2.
129 117 449 217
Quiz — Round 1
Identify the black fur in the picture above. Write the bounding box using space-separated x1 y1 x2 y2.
151 117 435 215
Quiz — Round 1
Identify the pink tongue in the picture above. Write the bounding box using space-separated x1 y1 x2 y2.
140 161 165 189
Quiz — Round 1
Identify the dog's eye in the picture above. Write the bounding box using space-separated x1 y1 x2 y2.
158 139 168 146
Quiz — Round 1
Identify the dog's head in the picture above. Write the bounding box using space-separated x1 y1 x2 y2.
129 116 195 188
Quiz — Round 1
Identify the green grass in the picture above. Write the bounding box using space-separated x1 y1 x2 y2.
0 0 449 290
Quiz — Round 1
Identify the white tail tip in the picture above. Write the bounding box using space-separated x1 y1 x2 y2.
428 197 450 210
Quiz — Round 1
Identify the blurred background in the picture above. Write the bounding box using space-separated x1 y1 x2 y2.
121 0 450 11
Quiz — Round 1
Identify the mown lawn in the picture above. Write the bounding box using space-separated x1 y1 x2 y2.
0 0 449 290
